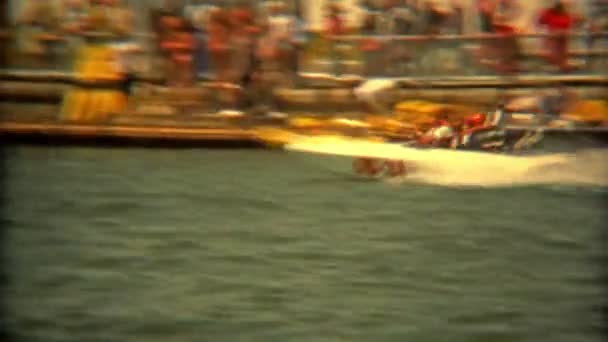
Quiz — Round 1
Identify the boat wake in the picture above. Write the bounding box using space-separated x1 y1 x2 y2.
286 136 608 188
400 149 608 188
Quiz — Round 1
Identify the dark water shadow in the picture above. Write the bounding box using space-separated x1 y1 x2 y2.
297 171 380 185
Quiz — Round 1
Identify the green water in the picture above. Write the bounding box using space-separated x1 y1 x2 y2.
2 146 606 342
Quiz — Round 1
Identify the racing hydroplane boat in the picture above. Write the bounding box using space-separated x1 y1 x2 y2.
284 109 569 180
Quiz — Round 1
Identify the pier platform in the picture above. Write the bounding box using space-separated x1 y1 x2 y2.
2 119 607 149
1 72 607 148
0 121 266 148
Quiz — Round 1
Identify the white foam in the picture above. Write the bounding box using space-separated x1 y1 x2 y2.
286 136 608 188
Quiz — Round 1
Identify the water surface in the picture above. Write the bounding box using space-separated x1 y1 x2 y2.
2 146 606 341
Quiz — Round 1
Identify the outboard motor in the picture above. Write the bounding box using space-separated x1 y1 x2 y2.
487 104 507 128
459 127 507 151
454 112 507 151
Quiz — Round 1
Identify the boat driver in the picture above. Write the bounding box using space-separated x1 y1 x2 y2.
416 116 456 148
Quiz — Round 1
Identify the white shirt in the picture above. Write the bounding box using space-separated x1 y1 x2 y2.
268 14 293 41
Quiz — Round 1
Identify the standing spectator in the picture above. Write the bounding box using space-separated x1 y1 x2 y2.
360 6 383 77
162 0 181 15
104 0 139 80
267 1 295 80
249 20 281 113
537 0 582 72
448 0 464 34
149 9 170 79
420 0 452 35
324 3 346 37
383 0 416 75
17 0 62 68
414 1 453 75
85 0 112 32
160 14 196 86
60 0 89 63
391 0 417 35
588 0 608 31
492 0 522 34
188 5 213 79
229 6 257 84
61 0 89 35
374 1 393 35
84 0 135 44
477 0 496 33
207 8 232 83
585 0 608 68
226 5 259 107
291 1 309 84
471 0 522 74
490 0 522 74
322 3 346 76
107 0 133 38
173 22 197 87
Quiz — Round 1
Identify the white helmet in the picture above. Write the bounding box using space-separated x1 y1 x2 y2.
432 125 454 140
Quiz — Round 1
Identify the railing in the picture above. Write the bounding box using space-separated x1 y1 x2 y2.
0 30 157 74
1 29 608 82
300 31 608 79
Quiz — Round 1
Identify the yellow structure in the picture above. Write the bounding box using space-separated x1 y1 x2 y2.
253 127 303 148
364 115 417 137
393 100 480 131
562 100 608 124
61 44 127 122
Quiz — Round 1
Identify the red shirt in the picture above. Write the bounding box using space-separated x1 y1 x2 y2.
207 22 229 52
433 119 450 127
325 16 344 36
493 23 516 34
477 0 494 14
538 9 574 31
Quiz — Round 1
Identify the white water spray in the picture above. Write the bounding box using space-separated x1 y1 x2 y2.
286 136 608 188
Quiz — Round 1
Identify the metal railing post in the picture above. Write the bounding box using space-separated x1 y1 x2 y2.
322 32 608 78
1 29 607 82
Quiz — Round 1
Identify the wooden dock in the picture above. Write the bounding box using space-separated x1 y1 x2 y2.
2 121 607 148
0 122 265 148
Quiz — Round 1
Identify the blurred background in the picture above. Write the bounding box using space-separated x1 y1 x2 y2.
0 0 607 127
2 0 607 76
1 2 608 341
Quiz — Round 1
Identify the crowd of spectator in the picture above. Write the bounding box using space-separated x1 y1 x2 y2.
357 0 601 75
14 0 134 68
10 0 607 84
